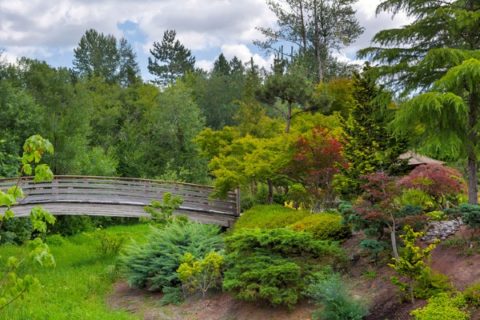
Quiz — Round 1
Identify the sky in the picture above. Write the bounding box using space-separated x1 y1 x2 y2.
0 0 409 80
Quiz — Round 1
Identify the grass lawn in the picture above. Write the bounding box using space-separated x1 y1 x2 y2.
0 223 152 320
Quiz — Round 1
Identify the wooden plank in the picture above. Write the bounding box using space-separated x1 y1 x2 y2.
0 176 240 224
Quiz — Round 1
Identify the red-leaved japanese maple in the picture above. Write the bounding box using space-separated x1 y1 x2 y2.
398 164 465 207
284 127 346 209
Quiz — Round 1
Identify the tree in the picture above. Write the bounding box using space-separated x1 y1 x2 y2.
256 71 313 133
73 29 140 85
73 29 119 82
212 53 231 76
337 69 408 198
398 164 466 208
256 0 364 82
353 172 425 259
358 0 480 204
118 38 141 86
148 30 196 86
284 127 345 208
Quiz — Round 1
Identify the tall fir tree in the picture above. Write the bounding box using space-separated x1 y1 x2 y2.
359 0 480 204
338 68 408 198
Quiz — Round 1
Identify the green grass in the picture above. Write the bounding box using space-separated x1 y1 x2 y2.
0 223 152 320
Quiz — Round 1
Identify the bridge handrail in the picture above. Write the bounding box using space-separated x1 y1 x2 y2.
0 175 240 218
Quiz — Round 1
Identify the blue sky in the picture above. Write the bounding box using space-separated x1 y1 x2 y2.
0 0 408 80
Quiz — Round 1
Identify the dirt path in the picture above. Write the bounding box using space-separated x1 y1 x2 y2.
108 282 315 320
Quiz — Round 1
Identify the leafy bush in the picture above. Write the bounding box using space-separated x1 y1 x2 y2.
398 164 466 207
223 228 345 307
305 273 368 320
233 205 310 231
289 213 351 240
144 192 183 225
46 234 65 246
396 189 434 210
411 293 469 320
96 231 128 256
48 215 93 236
459 204 480 230
177 251 224 297
360 239 387 263
426 210 446 221
463 282 480 307
120 221 223 291
414 269 453 299
0 217 32 244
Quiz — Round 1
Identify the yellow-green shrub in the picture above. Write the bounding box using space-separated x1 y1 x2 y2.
463 282 480 307
289 213 351 240
411 293 469 320
233 205 310 231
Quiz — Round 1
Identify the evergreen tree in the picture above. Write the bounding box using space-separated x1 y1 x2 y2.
212 53 231 76
359 0 480 204
73 29 140 86
229 56 245 75
148 30 196 86
338 68 408 198
118 38 141 86
256 0 364 82
73 29 119 83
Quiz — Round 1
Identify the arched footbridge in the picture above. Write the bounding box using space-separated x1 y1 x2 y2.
0 176 240 227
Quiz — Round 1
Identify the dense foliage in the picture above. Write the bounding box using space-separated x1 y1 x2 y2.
120 221 223 292
233 205 310 231
223 228 345 307
290 213 350 241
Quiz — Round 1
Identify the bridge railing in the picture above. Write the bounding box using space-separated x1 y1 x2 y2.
0 176 240 226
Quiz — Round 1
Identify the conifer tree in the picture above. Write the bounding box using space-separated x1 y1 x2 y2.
338 68 407 198
359 0 480 204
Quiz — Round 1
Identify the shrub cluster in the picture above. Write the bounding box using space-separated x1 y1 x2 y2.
223 228 346 308
120 221 223 291
233 205 310 231
411 293 469 320
290 213 351 240
305 273 368 320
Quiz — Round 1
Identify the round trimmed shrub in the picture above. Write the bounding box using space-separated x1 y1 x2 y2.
233 205 310 231
289 213 351 240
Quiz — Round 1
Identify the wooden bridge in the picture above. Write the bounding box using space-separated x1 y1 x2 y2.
0 176 240 227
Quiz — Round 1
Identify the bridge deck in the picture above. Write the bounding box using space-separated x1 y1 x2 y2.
0 176 240 227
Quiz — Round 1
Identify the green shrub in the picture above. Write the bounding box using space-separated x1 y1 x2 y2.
463 282 480 307
48 215 93 236
426 210 446 221
414 269 453 299
233 205 310 231
0 217 32 244
46 234 65 246
177 251 224 298
460 204 480 230
223 228 345 308
120 221 223 291
289 213 351 240
360 239 387 263
411 293 469 320
305 273 368 320
96 231 128 256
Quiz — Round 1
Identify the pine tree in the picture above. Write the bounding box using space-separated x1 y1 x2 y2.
148 30 196 86
118 38 141 86
212 53 231 76
359 0 480 204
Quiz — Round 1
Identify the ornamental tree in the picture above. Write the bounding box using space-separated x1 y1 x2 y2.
284 127 346 209
398 164 466 208
353 172 424 259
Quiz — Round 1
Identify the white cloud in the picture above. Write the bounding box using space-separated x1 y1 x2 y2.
0 0 412 75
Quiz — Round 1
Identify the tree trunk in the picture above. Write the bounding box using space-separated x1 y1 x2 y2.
299 0 307 54
285 103 292 133
267 179 274 204
467 94 479 204
390 229 399 259
313 0 323 82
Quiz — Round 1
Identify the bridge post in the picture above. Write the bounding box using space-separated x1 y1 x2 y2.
235 188 241 216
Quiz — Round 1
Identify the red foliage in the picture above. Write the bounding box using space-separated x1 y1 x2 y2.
285 127 346 203
398 164 465 199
